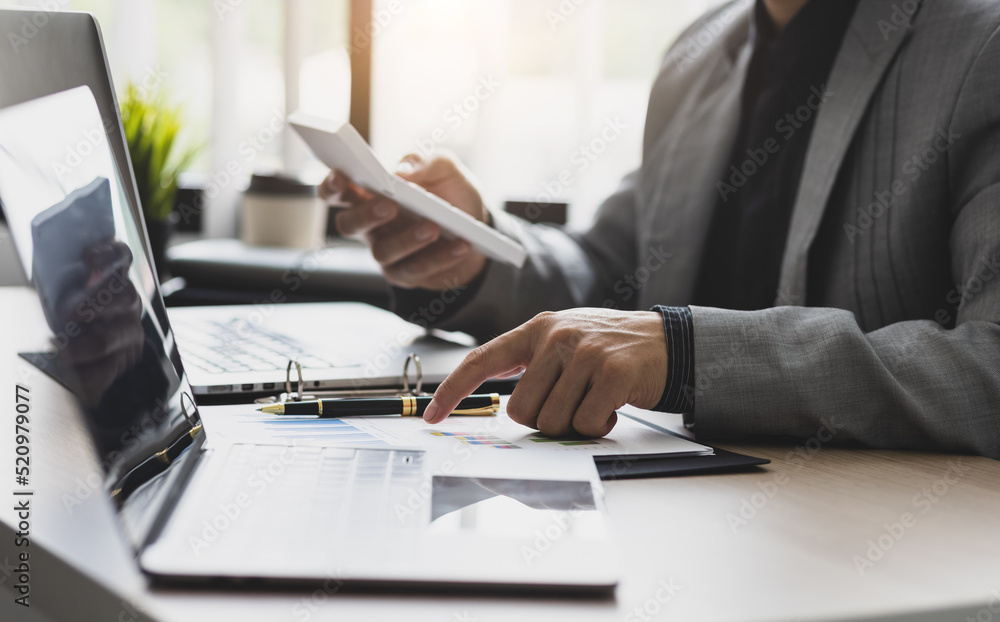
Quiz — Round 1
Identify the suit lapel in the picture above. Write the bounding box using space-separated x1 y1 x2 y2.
775 0 920 305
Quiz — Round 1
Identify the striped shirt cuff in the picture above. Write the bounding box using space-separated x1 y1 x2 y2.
651 305 695 414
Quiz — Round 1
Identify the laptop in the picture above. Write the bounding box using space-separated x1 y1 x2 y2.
0 7 473 400
0 83 618 593
168 302 473 397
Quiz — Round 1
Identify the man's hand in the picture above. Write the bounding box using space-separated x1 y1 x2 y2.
320 153 489 291
423 308 668 438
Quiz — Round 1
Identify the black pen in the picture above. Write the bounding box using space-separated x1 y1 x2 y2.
257 393 500 417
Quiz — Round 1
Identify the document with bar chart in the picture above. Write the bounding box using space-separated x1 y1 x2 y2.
198 396 712 459
196 404 411 448
405 408 712 457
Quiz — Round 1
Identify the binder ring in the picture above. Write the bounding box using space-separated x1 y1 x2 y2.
285 359 304 400
261 353 427 404
402 353 423 396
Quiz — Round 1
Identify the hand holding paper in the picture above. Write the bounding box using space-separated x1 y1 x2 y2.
290 113 527 291
323 154 492 290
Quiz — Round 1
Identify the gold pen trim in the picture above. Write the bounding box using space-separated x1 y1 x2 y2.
449 406 497 416
317 401 323 416
451 395 500 416
401 395 416 416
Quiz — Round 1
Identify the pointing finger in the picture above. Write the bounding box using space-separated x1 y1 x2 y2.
424 326 536 423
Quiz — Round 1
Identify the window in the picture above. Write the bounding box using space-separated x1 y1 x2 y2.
368 0 721 227
17 0 350 235
12 0 719 232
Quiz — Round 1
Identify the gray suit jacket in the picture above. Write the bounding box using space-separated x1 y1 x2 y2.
395 0 1000 458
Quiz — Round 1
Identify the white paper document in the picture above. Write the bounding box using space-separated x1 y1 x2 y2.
288 111 527 268
199 396 712 481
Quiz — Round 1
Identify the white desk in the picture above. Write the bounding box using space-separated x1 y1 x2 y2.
1 286 999 622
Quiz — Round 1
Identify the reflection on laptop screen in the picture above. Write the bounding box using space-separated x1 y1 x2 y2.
0 86 200 534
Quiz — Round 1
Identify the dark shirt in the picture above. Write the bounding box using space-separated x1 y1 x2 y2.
695 0 860 310
655 0 859 413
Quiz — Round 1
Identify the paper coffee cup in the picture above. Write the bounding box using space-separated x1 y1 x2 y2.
240 174 327 249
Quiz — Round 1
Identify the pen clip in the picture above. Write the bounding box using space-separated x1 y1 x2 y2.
449 406 497 416
451 393 500 416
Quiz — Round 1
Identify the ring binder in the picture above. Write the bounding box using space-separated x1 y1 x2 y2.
254 352 429 405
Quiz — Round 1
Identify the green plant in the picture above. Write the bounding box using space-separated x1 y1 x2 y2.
119 82 199 222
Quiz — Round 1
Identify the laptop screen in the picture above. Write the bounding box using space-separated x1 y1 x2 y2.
0 86 202 519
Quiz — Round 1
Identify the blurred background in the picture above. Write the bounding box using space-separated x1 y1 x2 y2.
0 0 722 290
5 0 719 229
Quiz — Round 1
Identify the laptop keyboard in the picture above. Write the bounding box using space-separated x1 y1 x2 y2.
172 317 357 374
182 444 424 566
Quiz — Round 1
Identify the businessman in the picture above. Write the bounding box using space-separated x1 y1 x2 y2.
322 0 1000 458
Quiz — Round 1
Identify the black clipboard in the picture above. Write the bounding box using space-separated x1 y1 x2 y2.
592 413 770 480
594 446 770 480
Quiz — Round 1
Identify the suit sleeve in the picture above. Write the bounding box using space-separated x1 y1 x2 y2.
688 30 1000 459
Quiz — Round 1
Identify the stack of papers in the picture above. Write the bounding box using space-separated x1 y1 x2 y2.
198 396 712 481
